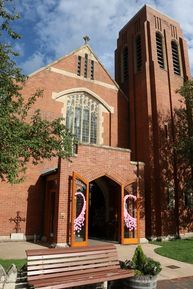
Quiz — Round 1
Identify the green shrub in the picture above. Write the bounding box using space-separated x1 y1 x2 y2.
122 245 162 276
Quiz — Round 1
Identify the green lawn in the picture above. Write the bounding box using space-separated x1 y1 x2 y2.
0 259 26 271
151 238 193 264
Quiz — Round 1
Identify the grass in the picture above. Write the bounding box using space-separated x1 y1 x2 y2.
0 259 26 271
151 238 193 264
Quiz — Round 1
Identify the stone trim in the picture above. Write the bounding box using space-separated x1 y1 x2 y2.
52 87 114 113
50 67 118 91
79 143 131 153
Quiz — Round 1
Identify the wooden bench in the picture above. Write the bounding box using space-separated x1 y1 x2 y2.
26 244 134 289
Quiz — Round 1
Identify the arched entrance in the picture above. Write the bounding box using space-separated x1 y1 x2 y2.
88 176 121 242
71 172 139 247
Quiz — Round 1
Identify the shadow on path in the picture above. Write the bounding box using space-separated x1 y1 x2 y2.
157 276 193 289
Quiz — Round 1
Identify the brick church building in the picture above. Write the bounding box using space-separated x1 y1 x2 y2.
0 5 192 246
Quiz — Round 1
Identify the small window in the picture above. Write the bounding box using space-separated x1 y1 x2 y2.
122 46 128 81
77 56 81 76
171 41 181 75
135 35 142 72
91 60 94 80
156 32 164 69
84 53 88 78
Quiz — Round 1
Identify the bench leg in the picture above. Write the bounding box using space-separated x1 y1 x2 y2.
103 281 108 289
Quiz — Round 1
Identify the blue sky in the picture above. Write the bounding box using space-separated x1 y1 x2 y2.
11 0 193 77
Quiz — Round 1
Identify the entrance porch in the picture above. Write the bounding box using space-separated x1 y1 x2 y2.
43 144 145 246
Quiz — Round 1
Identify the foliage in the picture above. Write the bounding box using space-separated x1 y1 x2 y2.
151 238 193 264
121 245 162 276
175 80 193 167
0 258 26 271
0 0 75 183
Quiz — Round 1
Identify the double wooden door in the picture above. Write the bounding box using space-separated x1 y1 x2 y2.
71 172 139 247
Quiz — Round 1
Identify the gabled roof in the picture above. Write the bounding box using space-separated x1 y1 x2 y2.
28 43 128 100
29 44 118 88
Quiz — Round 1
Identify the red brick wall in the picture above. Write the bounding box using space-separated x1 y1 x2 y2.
0 158 58 237
22 48 129 148
0 45 131 240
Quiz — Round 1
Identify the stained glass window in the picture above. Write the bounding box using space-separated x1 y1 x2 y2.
66 93 99 144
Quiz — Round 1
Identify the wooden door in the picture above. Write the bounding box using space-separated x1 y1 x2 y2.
71 172 89 247
44 175 58 243
121 182 140 244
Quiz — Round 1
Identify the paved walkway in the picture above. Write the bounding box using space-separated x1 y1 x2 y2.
115 243 193 281
0 240 192 287
157 276 193 289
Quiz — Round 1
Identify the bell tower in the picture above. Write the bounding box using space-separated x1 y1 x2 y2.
115 5 191 238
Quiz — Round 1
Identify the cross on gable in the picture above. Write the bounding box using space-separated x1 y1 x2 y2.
83 35 90 44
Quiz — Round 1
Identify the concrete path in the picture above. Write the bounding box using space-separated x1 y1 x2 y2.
157 276 193 289
115 243 193 281
0 241 193 282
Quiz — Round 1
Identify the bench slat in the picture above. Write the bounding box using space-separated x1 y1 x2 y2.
30 269 134 289
27 260 119 276
27 248 116 261
26 244 116 256
28 257 118 271
28 264 120 281
27 252 117 266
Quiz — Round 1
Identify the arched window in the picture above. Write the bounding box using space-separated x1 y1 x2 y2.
122 46 128 81
171 41 181 75
135 35 142 72
156 32 164 69
66 93 99 144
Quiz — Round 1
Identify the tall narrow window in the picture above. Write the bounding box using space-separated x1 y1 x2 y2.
77 56 81 76
66 93 99 144
90 112 97 144
171 41 181 75
156 32 164 69
122 46 128 81
74 108 81 141
82 109 89 142
66 106 73 131
84 54 88 78
135 35 142 72
91 60 94 80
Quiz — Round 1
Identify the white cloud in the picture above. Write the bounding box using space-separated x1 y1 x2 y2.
187 39 193 74
14 43 25 57
16 0 193 76
20 52 46 75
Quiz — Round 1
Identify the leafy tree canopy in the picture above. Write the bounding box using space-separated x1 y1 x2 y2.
0 0 74 183
176 79 193 167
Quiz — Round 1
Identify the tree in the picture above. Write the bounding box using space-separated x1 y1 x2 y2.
176 80 193 167
175 79 193 209
0 0 74 183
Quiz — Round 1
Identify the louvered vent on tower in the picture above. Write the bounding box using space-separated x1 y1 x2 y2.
122 46 128 80
135 35 142 72
156 32 164 69
171 41 181 75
